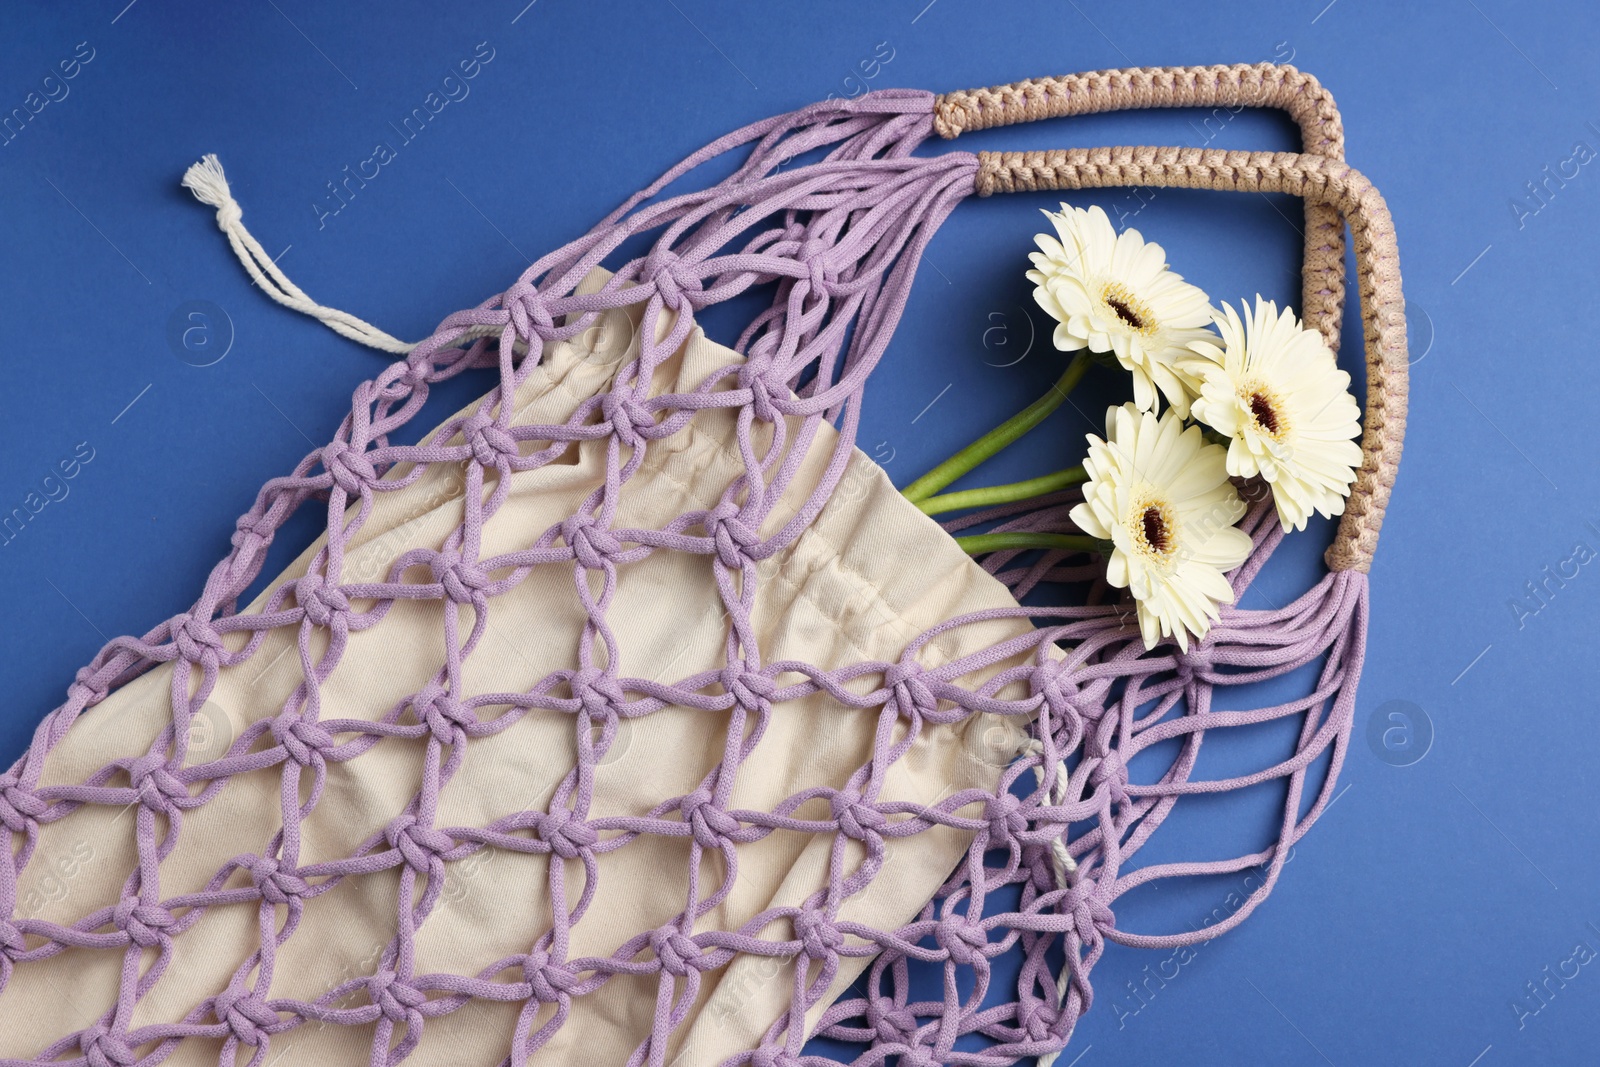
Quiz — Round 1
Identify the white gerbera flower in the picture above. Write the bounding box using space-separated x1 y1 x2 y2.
1181 297 1363 533
1070 404 1253 651
1027 204 1215 417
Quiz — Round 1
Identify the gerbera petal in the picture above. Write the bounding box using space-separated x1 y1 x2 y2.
1184 296 1363 533
1077 404 1249 651
1025 204 1214 416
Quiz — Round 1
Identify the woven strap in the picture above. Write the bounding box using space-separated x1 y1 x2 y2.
933 63 1348 352
969 146 1406 573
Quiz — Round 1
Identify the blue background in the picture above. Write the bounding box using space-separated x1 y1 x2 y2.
1 1 1596 1064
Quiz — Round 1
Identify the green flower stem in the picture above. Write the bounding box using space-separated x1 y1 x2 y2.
953 532 1110 557
916 466 1088 517
901 352 1093 504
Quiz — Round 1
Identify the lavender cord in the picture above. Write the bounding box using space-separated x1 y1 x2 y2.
0 90 1367 1067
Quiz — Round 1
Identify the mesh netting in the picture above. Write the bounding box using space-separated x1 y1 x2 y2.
0 88 1370 1067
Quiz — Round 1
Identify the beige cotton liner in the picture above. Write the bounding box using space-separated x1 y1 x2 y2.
0 268 1042 1065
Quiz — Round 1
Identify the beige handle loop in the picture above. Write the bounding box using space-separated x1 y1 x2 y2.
934 63 1348 353
972 146 1406 572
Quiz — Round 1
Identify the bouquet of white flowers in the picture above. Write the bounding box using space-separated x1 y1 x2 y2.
905 203 1364 651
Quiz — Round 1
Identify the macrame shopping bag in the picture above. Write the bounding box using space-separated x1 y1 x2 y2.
0 63 1404 1067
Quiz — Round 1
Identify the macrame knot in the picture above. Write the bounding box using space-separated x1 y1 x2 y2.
294 573 350 628
1176 639 1216 686
561 515 623 571
171 612 226 665
600 389 658 449
1018 997 1060 1043
505 278 556 343
648 252 705 311
1087 749 1129 807
113 897 177 949
0 918 26 957
244 855 310 906
934 914 992 966
384 814 455 875
214 987 279 1046
798 239 840 300
648 925 706 978
320 439 378 497
129 757 188 813
984 791 1029 847
536 807 598 861
568 667 626 720
0 773 47 834
1061 877 1114 944
705 501 760 570
269 714 337 767
721 665 776 711
792 910 844 960
78 1025 138 1067
885 660 939 720
430 554 492 605
415 690 476 746
679 789 741 850
1030 657 1085 731
520 948 580 1003
69 665 111 706
462 411 519 467
867 1001 920 1048
231 510 276 551
829 791 887 842
399 355 433 391
366 969 426 1024
753 374 784 425
735 359 782 425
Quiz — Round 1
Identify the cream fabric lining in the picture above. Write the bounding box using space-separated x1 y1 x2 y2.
0 269 1039 1065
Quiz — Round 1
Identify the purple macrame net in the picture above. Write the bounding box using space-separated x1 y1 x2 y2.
0 89 1366 1066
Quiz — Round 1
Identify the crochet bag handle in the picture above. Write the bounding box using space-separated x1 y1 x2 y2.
934 65 1405 573
932 63 1349 349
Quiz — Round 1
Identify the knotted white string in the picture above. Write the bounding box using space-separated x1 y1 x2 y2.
181 154 420 354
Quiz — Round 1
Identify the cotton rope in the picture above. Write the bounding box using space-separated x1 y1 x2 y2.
0 64 1404 1067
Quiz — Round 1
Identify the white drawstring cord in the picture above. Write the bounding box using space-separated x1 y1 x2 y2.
1022 735 1077 1067
181 154 419 355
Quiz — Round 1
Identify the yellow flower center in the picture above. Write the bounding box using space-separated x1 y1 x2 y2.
1099 282 1157 336
1243 385 1289 440
1131 499 1178 562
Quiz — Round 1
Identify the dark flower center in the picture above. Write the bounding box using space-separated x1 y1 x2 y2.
1106 296 1145 330
1249 392 1281 435
1141 506 1170 553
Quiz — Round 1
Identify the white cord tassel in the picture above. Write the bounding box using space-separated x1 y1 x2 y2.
181 154 418 355
1023 736 1078 1067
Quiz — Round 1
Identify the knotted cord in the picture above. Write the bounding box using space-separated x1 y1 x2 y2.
1 65 1402 1067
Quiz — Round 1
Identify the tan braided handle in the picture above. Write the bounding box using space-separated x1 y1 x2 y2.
969 146 1406 572
934 63 1349 353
